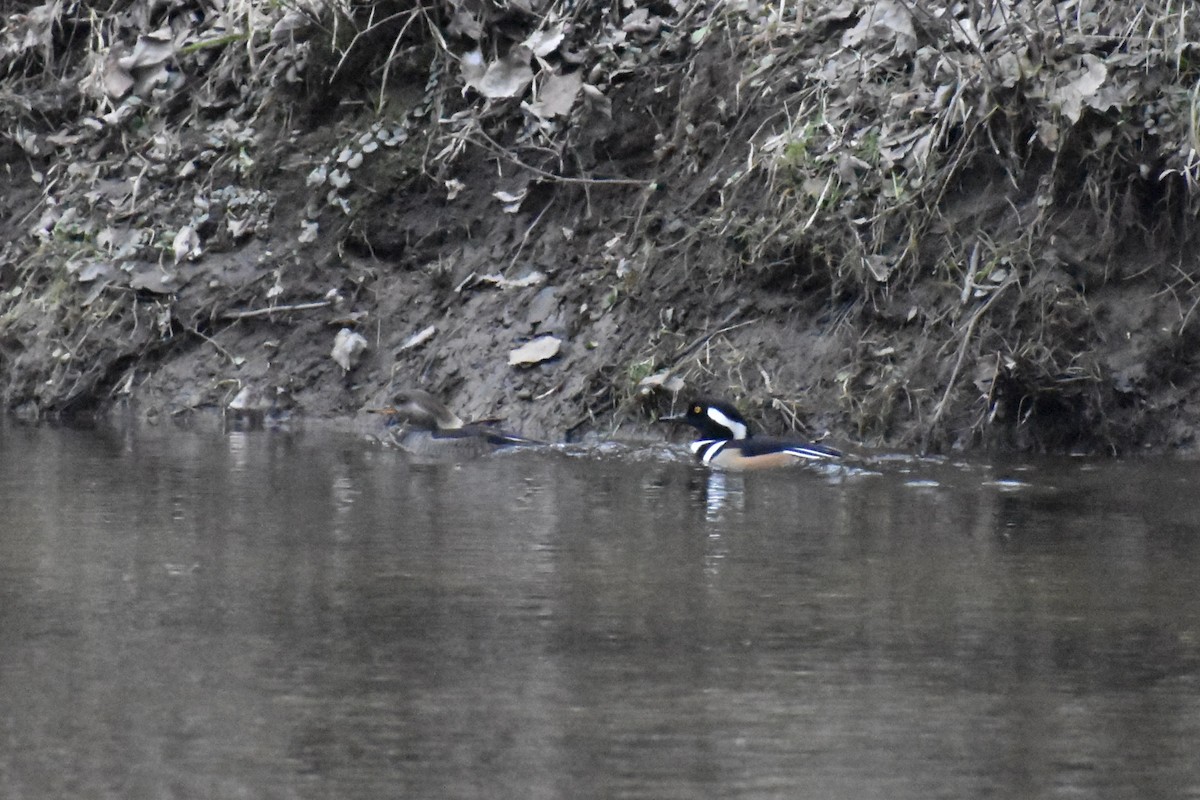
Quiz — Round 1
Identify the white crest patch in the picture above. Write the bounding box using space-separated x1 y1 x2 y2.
705 407 748 439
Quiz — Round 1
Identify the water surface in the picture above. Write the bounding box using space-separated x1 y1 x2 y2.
2 422 1199 799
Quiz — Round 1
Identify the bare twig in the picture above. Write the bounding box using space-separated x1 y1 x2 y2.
221 300 331 320
189 327 241 366
466 130 651 187
330 6 422 84
924 278 1015 451
508 200 553 271
668 302 756 367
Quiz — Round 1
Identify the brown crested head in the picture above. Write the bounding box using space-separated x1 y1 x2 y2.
368 389 465 430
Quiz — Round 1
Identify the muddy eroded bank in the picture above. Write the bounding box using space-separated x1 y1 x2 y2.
3 1 1200 454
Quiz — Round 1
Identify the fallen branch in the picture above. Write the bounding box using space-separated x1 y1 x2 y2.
221 300 331 320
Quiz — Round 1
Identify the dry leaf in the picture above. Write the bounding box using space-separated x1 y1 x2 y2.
529 70 582 119
400 325 437 351
227 216 253 239
104 31 175 98
1050 54 1107 124
524 22 565 58
508 335 561 366
460 49 487 91
448 6 484 40
172 225 201 263
68 260 114 283
864 254 893 282
637 370 685 395
228 386 265 412
492 188 527 213
478 271 546 289
127 263 177 294
467 46 534 99
118 33 174 71
841 0 916 54
102 48 135 98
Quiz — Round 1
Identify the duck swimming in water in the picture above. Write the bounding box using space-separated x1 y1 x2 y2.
663 398 842 470
368 389 541 458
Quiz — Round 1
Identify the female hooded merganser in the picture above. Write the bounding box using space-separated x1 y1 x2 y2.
664 398 842 470
368 389 541 458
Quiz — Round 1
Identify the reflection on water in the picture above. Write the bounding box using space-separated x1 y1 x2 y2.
3 422 1200 799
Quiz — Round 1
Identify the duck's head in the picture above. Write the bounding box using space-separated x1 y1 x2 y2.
662 398 751 441
368 389 465 431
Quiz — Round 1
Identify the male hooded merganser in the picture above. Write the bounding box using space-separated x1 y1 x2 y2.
663 398 842 470
368 389 540 458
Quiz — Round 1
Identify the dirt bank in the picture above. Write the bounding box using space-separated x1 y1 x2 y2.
3 1 1200 454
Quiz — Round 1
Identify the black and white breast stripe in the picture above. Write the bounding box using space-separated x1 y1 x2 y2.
690 439 728 465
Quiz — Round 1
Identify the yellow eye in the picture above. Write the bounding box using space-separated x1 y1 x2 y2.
693 406 701 414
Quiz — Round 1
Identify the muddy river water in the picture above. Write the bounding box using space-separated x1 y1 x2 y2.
2 422 1199 799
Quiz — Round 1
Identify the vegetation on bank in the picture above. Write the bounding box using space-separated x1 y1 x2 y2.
2 1 1200 452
